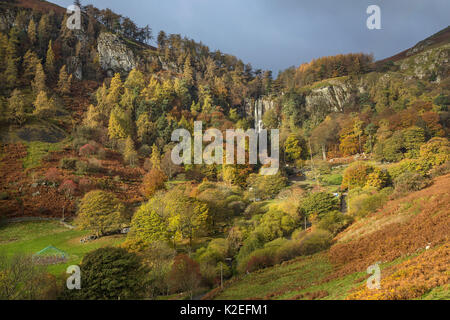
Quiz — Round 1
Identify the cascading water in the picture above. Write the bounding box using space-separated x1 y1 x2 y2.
255 100 264 133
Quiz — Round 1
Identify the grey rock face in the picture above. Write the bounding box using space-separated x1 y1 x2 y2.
97 32 138 73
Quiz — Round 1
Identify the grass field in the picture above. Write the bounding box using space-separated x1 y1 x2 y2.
0 221 126 275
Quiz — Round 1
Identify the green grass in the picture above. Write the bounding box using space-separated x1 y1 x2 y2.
22 141 65 169
0 221 126 275
216 253 333 300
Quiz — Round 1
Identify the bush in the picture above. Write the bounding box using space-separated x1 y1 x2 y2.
430 161 450 178
243 202 267 218
300 192 340 219
348 187 392 218
245 248 277 273
79 143 97 157
246 172 288 200
297 230 333 256
318 211 353 235
59 158 77 170
140 168 167 199
76 159 103 174
342 162 390 190
394 172 431 195
255 209 299 242
44 168 61 184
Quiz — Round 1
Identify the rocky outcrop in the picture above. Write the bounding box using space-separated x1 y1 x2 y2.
399 44 449 82
305 79 357 113
97 32 138 74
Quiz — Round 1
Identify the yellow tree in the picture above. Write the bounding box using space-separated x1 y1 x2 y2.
57 65 72 94
32 62 47 94
45 40 56 79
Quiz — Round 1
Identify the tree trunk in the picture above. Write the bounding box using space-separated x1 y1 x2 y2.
321 145 327 161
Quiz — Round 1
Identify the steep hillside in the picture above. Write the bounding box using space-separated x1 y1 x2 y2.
207 174 450 300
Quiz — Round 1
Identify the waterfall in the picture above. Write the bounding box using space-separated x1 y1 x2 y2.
255 100 264 133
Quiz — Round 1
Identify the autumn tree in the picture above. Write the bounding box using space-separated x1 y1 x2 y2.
123 136 138 166
22 50 40 82
168 254 202 299
27 19 37 45
141 168 167 199
57 65 72 94
33 91 56 117
8 89 27 125
32 62 47 94
45 40 56 80
76 190 127 236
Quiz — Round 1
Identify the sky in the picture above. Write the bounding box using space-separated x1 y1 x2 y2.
51 0 450 74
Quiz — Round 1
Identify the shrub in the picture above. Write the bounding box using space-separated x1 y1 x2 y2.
430 161 450 178
348 187 392 218
394 172 431 195
79 143 97 157
78 178 93 193
318 211 353 235
141 168 167 199
59 158 77 170
44 168 61 184
297 230 333 256
58 179 77 197
342 162 390 190
76 159 103 174
245 248 276 273
255 209 299 242
246 172 288 200
168 254 202 299
300 192 340 219
243 202 267 218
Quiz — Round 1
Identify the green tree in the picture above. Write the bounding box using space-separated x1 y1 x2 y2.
284 135 303 162
76 190 127 236
75 247 147 300
300 192 340 219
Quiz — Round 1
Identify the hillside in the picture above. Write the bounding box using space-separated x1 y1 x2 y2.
0 0 448 301
207 174 450 300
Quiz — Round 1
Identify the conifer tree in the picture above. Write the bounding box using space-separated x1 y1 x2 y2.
27 19 37 45
183 54 194 85
150 144 161 170
123 136 138 166
106 73 123 107
23 50 40 82
32 62 47 94
33 91 55 117
108 107 128 140
8 89 27 125
45 40 56 80
57 65 72 94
